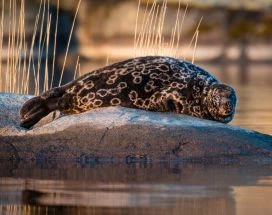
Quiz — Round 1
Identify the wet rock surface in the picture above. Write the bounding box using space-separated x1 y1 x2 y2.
0 93 271 164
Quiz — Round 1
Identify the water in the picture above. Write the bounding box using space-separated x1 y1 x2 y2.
202 63 272 135
0 162 272 215
231 84 272 134
1 63 271 214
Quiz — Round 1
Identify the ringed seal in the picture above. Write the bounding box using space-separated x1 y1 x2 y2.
20 56 237 128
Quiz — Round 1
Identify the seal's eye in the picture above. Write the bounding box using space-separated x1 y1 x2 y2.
225 101 233 114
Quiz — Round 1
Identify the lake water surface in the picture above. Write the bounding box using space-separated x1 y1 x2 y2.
0 162 272 215
1 64 271 214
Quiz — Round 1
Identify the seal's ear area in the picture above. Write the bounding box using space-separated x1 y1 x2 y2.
20 96 60 129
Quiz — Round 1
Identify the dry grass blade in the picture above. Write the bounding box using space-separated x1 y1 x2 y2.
0 0 82 95
0 0 200 97
73 55 80 80
192 29 199 64
78 62 81 77
11 0 16 93
44 14 51 92
15 0 26 94
0 0 5 91
35 0 47 95
135 0 200 62
59 0 82 87
175 3 188 58
25 0 43 94
136 0 184 57
51 0 59 89
150 4 159 54
184 16 202 61
106 53 110 66
143 0 156 55
6 0 12 92
134 0 141 55
20 1 27 94
159 0 167 54
134 0 149 56
138 0 152 56
170 0 181 55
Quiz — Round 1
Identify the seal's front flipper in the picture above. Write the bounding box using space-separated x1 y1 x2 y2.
149 88 183 113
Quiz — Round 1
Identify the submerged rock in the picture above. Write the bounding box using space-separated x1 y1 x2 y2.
0 93 271 164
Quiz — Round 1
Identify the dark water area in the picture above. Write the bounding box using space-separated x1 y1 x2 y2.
0 162 272 215
1 62 271 215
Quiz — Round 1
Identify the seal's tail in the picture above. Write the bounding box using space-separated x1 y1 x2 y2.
20 87 65 129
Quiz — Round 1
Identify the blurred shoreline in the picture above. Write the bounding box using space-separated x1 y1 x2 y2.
79 41 272 63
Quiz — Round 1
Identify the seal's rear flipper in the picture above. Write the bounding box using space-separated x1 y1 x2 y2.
20 96 61 129
20 87 65 129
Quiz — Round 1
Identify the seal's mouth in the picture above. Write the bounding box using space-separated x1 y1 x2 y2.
217 98 236 123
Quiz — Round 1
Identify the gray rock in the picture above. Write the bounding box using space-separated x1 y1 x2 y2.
0 93 271 164
0 93 61 134
0 93 32 133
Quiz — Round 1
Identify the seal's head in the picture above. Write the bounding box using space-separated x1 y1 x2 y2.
206 84 237 123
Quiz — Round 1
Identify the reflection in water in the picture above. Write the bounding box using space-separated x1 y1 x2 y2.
231 85 272 134
0 162 271 215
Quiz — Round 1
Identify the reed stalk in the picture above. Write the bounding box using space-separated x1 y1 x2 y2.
0 0 81 95
59 0 81 87
0 0 201 96
134 0 201 63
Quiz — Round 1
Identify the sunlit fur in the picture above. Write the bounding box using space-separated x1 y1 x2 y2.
20 56 237 128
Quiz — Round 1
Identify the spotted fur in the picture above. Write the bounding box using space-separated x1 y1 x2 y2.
20 56 237 128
